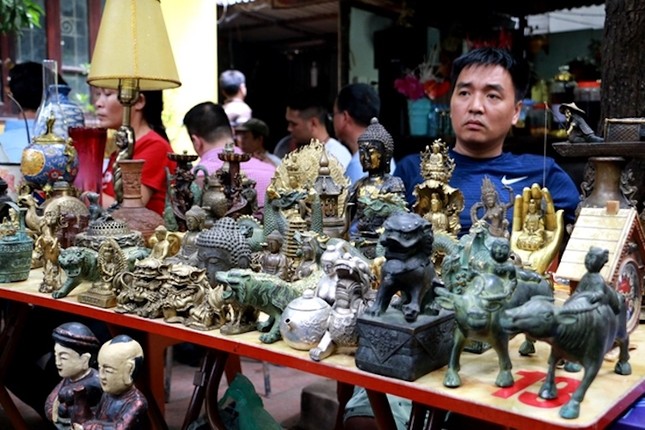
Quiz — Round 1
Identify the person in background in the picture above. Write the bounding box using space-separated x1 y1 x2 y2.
95 88 175 215
183 101 275 208
235 118 281 167
285 89 352 170
332 83 384 184
272 134 297 159
219 69 252 128
345 47 580 430
394 47 580 237
1 61 67 162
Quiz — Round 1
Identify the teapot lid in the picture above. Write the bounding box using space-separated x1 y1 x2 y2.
287 289 330 312
33 115 66 144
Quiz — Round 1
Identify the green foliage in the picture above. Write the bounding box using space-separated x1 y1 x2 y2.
74 92 95 114
0 0 44 35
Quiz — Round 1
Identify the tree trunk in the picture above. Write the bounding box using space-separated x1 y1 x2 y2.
601 0 645 121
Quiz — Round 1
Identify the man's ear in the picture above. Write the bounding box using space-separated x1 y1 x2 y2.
308 115 320 129
511 100 522 125
190 134 202 152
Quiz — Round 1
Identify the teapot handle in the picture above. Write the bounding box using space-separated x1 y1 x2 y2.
193 164 209 184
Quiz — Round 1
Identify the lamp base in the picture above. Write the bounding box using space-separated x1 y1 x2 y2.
110 159 164 244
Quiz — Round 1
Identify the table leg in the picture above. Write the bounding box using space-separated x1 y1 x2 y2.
366 389 397 430
205 350 229 429
409 402 446 430
0 303 30 430
182 350 230 430
335 381 354 430
410 402 428 430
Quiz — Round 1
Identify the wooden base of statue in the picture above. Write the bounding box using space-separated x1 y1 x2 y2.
110 159 165 244
78 286 117 308
355 309 455 381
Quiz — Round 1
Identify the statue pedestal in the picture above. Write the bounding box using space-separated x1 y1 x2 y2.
355 309 454 381
78 287 117 308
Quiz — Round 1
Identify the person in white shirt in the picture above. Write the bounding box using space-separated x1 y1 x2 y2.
219 69 252 128
284 89 351 170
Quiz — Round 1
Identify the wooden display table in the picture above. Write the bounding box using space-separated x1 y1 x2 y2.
1 270 644 429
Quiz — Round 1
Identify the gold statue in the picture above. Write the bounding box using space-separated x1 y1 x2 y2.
510 184 564 274
79 238 128 308
413 140 463 239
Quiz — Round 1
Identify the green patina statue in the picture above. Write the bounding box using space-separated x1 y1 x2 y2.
215 268 322 344
500 247 631 419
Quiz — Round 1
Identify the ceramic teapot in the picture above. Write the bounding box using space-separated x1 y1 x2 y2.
200 170 229 219
279 289 331 351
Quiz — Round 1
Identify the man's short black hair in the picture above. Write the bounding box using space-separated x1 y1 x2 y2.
336 83 380 127
183 101 233 142
450 47 530 102
286 88 329 122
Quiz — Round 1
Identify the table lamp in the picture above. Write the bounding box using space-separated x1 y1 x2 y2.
87 0 181 203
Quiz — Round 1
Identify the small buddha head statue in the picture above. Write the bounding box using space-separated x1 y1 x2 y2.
357 117 393 174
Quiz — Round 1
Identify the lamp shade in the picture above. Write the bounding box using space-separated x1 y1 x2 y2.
87 0 181 90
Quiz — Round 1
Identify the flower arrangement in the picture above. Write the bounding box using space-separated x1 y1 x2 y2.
394 58 451 101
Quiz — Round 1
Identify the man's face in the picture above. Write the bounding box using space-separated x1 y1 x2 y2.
286 108 312 145
54 343 89 379
332 103 347 142
450 64 521 155
237 130 261 154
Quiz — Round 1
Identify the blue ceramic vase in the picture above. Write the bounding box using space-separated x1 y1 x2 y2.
34 84 85 140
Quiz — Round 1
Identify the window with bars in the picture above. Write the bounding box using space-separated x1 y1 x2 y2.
3 0 101 117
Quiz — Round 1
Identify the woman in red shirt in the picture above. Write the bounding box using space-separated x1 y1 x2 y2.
95 89 175 215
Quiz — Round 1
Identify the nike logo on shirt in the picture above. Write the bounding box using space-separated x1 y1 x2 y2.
501 175 529 186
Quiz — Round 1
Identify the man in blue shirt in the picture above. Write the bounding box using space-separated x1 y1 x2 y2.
394 49 579 237
345 47 580 430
